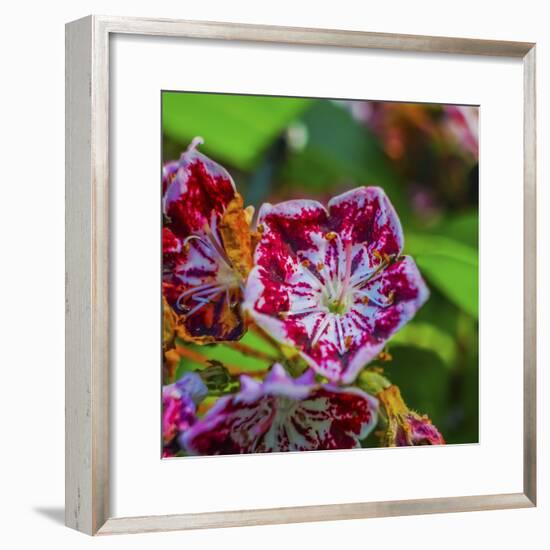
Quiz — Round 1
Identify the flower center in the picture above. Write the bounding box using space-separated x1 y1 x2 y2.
324 292 350 316
216 259 241 290
320 240 354 316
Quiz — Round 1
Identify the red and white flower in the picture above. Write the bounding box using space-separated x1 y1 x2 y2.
244 187 429 383
162 372 208 456
162 138 254 343
182 363 378 454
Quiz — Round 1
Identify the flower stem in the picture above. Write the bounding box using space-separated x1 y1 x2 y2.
225 341 278 362
248 323 284 355
174 345 268 378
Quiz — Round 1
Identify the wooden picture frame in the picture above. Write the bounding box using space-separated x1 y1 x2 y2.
65 15 537 536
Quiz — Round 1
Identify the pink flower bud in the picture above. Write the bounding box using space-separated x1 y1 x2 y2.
378 385 444 446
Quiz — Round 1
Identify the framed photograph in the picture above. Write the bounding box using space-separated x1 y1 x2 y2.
65 16 536 535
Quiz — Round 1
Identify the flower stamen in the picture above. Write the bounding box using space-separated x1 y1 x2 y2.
311 314 331 347
350 249 392 290
329 240 353 314
184 289 224 317
354 289 394 308
177 282 219 306
335 317 346 354
278 306 327 319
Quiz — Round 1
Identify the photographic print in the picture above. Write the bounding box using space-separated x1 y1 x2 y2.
161 92 479 457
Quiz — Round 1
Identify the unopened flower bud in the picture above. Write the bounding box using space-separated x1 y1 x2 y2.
199 362 237 394
378 385 445 446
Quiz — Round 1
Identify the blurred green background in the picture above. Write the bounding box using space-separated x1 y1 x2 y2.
162 91 479 445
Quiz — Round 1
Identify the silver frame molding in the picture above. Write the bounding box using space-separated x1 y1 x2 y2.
65 15 537 536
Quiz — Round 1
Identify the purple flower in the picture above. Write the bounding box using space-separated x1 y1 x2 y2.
243 187 429 383
181 364 378 455
162 139 254 343
162 372 208 453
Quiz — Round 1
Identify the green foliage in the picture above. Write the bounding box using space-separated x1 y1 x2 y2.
380 346 449 433
406 233 478 318
388 321 457 368
162 92 311 170
175 331 278 380
164 92 479 446
432 210 478 249
279 101 410 219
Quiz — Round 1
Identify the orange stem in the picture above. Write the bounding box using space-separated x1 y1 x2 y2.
225 341 278 362
248 323 282 353
175 345 268 378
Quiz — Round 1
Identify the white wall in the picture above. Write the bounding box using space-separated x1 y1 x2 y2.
0 1 546 547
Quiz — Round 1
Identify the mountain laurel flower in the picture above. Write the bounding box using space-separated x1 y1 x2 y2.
378 384 445 446
162 372 208 453
162 138 254 343
243 187 429 383
181 363 378 455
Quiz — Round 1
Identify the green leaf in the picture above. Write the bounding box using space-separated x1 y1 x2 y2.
388 322 457 368
162 92 312 170
279 101 411 222
406 233 478 318
431 210 478 249
382 346 449 428
174 355 201 379
185 331 278 374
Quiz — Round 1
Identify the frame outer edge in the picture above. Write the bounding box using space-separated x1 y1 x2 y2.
97 493 533 536
98 15 533 57
91 14 111 535
65 15 94 535
65 15 110 535
65 15 537 536
523 45 537 505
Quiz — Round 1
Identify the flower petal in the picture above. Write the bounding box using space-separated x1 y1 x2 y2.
182 364 378 454
359 255 429 339
163 142 237 238
244 257 428 383
163 286 246 344
162 160 179 195
245 200 329 349
257 200 329 255
243 264 324 356
162 372 207 451
181 392 275 455
328 186 404 257
306 315 386 383
218 194 253 279
405 414 445 446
